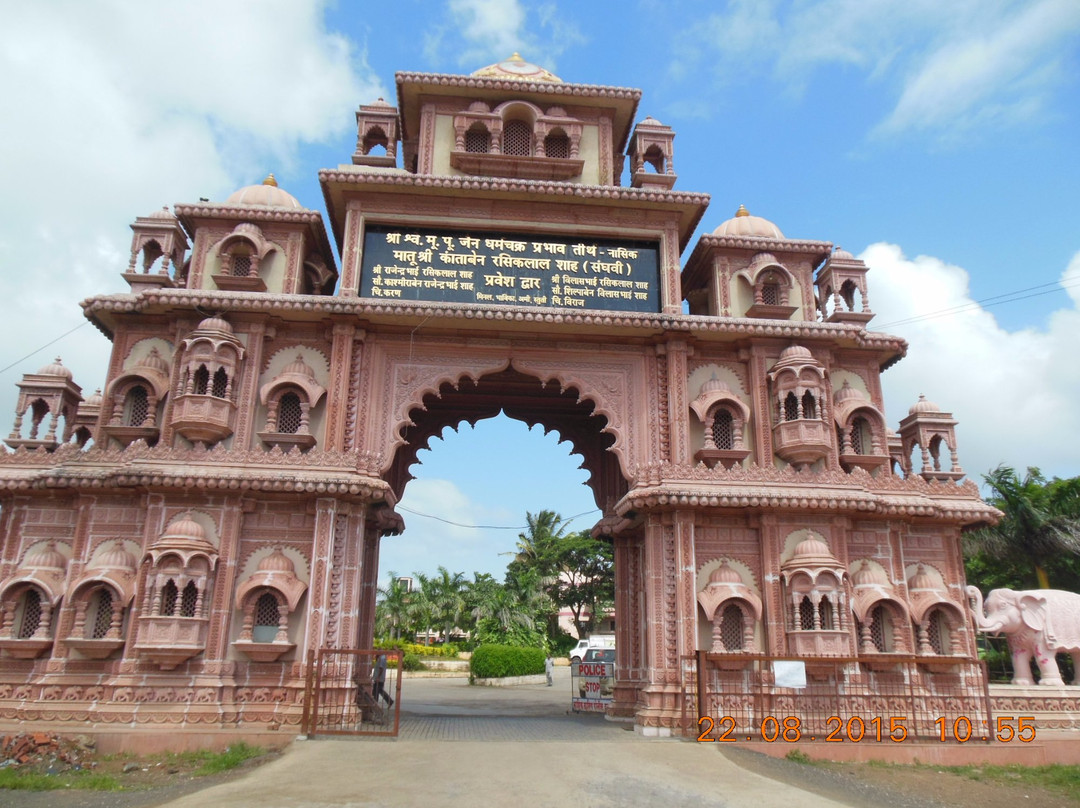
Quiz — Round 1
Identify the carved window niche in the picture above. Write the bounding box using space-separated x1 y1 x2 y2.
742 255 798 319
213 223 273 292
850 560 911 671
257 354 326 452
103 347 171 447
697 560 762 670
232 548 307 662
781 533 852 665
170 317 244 446
133 515 218 670
816 248 874 324
907 564 966 669
65 541 138 660
768 346 831 468
690 376 751 469
833 381 889 475
450 101 584 180
0 542 69 659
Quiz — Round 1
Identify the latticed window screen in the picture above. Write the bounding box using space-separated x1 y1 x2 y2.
125 385 149 427
761 281 780 306
465 126 490 154
928 609 948 655
180 581 199 617
502 120 532 156
711 408 734 450
544 132 570 159
232 254 252 277
818 596 834 630
870 605 887 652
91 588 114 639
255 592 280 628
277 393 303 434
852 417 871 455
784 393 799 421
719 604 744 651
161 580 179 615
18 589 42 639
212 368 228 398
193 366 210 395
802 391 817 419
798 596 815 630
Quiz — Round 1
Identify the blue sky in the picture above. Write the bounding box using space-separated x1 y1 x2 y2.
2 1 1078 583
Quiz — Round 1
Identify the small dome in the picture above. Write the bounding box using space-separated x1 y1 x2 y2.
37 357 73 379
257 547 296 574
834 380 867 405
471 52 562 83
779 345 813 361
225 174 303 209
699 375 732 396
640 115 664 126
852 560 887 587
369 97 393 108
908 564 939 591
708 561 742 586
195 316 234 335
832 246 855 260
25 542 66 570
282 354 315 380
793 535 831 559
714 205 784 239
161 514 207 544
136 347 170 375
148 205 175 220
97 540 136 571
909 394 941 414
84 389 104 407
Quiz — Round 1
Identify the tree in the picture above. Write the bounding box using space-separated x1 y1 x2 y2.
549 531 614 638
375 571 411 641
427 565 467 644
509 509 567 579
966 465 1080 590
407 572 438 645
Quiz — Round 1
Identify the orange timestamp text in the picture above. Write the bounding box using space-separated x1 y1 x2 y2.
696 715 1037 743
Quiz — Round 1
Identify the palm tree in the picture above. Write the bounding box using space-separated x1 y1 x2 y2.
408 572 437 645
375 571 411 641
969 465 1080 589
512 510 567 576
428 566 467 644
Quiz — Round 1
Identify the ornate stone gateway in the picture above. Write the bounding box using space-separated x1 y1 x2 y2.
0 56 999 740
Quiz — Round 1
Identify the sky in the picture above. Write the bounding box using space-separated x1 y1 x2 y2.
1 0 1078 585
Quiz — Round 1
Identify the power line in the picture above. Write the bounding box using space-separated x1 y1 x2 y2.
396 504 601 530
0 321 90 375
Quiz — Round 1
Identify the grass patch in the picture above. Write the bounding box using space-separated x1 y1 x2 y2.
162 742 265 776
785 749 812 764
0 767 124 791
944 764 1080 800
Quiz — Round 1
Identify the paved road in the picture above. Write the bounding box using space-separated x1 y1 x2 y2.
153 670 856 808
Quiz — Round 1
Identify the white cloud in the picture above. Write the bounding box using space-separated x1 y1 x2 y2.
0 1 383 392
864 242 1080 481
673 0 1080 138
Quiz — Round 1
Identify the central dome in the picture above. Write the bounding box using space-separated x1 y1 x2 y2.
471 53 562 83
225 174 302 209
714 205 784 239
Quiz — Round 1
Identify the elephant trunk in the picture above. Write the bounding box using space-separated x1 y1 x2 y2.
966 585 1005 633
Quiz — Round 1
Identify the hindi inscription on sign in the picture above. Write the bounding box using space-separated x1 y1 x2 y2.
360 224 660 313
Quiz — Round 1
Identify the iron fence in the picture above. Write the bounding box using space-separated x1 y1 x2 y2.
302 648 403 738
690 653 994 743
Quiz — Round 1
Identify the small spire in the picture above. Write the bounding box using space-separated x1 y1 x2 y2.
735 204 749 217
262 173 278 187
509 52 523 61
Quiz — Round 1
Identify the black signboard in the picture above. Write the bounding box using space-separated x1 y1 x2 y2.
360 224 660 313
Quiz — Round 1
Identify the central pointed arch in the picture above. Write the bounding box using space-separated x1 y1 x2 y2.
386 366 627 510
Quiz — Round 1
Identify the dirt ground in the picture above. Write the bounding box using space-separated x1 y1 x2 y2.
1 737 1077 808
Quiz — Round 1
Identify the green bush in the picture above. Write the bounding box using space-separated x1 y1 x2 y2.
373 639 459 658
470 644 546 679
401 653 426 671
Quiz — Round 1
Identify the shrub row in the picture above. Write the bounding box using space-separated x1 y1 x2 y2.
374 639 459 658
469 644 546 679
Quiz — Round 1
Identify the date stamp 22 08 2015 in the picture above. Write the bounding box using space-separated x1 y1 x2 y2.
697 715 1037 743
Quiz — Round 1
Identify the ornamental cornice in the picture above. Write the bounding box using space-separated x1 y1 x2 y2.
394 71 643 101
692 234 834 255
0 442 395 502
173 205 324 225
318 169 710 207
80 289 907 352
618 462 1000 524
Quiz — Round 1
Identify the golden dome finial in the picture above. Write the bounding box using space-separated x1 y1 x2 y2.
735 204 749 217
262 173 278 187
509 52 523 61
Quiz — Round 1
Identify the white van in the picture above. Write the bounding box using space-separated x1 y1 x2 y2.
569 634 615 663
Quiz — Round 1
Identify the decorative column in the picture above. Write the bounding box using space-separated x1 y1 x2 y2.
50 495 97 665
324 322 360 451
355 512 382 650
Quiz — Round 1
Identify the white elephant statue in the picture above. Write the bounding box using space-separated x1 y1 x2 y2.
966 586 1080 686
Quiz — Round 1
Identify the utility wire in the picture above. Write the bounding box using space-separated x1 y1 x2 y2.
396 504 601 530
0 321 90 375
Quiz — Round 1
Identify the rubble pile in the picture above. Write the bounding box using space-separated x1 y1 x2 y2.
0 732 95 773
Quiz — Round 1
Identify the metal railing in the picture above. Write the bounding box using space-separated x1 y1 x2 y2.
302 648 403 738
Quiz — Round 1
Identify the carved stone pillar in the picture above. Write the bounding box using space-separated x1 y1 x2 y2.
355 514 382 650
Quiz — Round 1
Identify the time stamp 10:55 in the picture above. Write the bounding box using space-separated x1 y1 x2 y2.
697 715 1037 743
